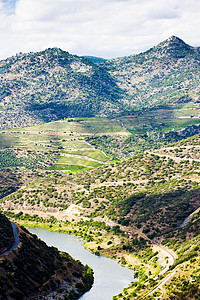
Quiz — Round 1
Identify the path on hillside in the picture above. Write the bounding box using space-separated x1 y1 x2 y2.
121 225 176 268
148 150 200 163
98 216 176 269
95 215 177 298
179 207 200 228
0 222 19 258
144 267 180 298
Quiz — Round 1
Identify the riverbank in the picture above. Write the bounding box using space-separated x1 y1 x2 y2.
29 227 134 300
3 213 174 299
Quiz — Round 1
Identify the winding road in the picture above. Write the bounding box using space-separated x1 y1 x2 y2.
0 222 19 258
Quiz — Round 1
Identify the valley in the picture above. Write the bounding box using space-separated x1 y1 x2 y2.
0 36 200 299
1 116 200 299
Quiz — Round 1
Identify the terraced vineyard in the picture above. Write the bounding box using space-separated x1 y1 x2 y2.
0 117 129 199
1 133 200 299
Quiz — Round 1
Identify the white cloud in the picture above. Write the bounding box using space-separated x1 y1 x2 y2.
0 0 200 59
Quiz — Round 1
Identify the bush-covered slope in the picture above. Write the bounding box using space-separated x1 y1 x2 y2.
0 48 123 129
2 134 200 238
102 36 200 110
1 36 200 129
1 134 200 299
0 214 93 300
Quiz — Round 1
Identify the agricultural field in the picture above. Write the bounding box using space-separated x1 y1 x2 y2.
2 134 200 234
0 117 128 198
1 36 200 300
0 115 200 300
0 108 199 197
86 105 200 159
118 103 200 134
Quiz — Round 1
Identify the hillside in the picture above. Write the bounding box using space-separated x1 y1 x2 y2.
1 133 200 299
0 213 93 300
1 111 199 203
101 36 200 110
2 133 200 236
0 48 123 129
0 117 127 200
0 35 200 299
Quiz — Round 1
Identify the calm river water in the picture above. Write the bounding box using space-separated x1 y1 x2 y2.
29 228 134 300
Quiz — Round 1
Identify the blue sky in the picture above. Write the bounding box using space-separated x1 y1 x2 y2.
2 0 17 15
0 0 200 59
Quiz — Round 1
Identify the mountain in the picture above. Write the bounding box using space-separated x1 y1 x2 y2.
0 36 200 129
0 48 123 129
101 35 200 110
0 213 93 300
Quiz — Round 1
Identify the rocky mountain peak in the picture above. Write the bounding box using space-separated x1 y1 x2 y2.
152 35 193 59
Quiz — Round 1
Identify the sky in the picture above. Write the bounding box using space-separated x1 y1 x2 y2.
0 0 200 60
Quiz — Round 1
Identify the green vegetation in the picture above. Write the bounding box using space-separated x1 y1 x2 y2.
2 133 199 299
101 36 200 111
0 48 123 129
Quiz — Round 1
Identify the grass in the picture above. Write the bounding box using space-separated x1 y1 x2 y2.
60 140 93 150
18 118 127 134
49 164 91 172
62 150 109 162
0 118 120 174
55 156 103 167
0 108 199 175
118 106 200 134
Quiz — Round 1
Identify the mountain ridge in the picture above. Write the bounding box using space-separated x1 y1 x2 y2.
0 36 200 129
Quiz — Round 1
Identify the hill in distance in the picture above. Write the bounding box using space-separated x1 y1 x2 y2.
0 36 200 129
0 35 200 300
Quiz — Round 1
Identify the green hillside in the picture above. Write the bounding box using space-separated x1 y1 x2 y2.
0 117 128 199
0 36 200 300
2 134 200 299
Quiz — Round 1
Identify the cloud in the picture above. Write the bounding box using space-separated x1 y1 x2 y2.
0 0 200 59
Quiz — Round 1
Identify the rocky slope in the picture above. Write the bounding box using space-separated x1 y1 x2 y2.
0 48 123 129
0 214 14 255
101 36 200 110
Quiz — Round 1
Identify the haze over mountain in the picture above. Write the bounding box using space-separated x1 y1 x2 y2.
0 36 200 129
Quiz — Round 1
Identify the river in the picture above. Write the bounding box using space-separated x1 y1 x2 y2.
29 228 134 300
